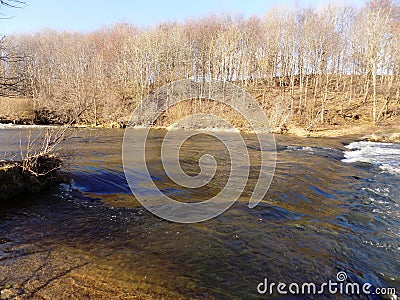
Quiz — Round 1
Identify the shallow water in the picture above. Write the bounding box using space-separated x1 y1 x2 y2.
0 127 399 299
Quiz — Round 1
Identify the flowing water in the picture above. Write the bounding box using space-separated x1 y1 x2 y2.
0 127 399 299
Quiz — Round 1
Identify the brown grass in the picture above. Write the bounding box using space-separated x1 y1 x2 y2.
0 97 34 123
154 99 251 130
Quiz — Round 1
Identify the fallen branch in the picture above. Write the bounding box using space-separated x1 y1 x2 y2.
0 110 84 200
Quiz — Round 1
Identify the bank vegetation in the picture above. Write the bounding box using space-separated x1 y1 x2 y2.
0 127 69 200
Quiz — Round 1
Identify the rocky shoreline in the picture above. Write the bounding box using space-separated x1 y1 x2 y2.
361 133 400 143
1 121 400 141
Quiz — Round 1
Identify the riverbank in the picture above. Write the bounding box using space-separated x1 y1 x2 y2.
1 121 400 143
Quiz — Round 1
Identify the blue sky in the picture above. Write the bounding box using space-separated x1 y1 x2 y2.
0 0 365 35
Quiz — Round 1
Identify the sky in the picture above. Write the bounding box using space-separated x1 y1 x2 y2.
0 0 365 35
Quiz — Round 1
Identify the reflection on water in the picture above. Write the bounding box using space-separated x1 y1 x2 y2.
0 128 399 299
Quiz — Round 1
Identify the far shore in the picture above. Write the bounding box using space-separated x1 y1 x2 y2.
1 122 400 143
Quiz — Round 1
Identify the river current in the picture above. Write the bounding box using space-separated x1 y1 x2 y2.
0 127 399 299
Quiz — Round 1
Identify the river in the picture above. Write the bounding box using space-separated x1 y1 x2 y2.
0 127 399 299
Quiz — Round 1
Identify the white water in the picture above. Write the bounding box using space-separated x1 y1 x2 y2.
343 141 400 175
0 123 59 129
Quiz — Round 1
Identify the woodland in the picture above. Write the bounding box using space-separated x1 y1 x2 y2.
0 0 399 132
